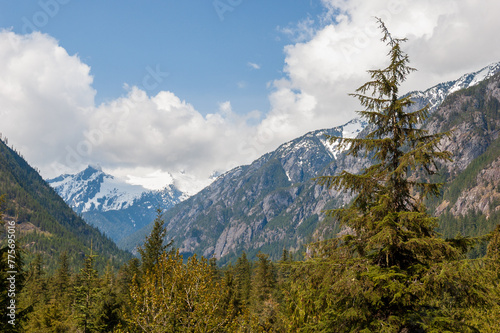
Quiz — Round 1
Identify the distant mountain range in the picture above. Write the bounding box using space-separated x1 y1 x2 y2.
48 62 500 261
47 166 186 244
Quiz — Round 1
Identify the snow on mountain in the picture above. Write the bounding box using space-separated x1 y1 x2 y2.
315 62 500 160
316 117 368 159
47 165 189 243
48 165 146 214
411 62 500 111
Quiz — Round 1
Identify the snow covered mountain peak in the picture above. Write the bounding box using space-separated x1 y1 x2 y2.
410 62 500 112
48 166 148 213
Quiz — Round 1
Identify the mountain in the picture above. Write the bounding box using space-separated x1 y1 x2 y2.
47 166 186 244
425 72 500 256
48 165 147 214
0 138 132 273
119 63 500 264
118 118 366 259
408 62 500 112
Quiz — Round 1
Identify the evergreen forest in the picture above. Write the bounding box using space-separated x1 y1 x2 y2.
1 20 499 332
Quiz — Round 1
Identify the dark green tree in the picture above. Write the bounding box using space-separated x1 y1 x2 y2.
0 195 28 332
74 251 101 333
251 252 279 330
284 19 496 332
234 251 252 307
53 251 71 301
316 19 459 270
23 254 47 307
137 208 173 274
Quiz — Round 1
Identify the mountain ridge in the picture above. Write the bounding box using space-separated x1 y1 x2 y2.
119 63 500 263
48 62 500 262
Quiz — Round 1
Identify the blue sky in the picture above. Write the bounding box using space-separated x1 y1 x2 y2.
1 1 324 114
1 1 499 191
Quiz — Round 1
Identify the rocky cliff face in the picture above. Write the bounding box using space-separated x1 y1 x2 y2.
427 72 500 220
122 66 500 262
450 157 500 218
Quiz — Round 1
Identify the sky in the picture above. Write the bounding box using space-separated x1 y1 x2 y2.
1 0 499 192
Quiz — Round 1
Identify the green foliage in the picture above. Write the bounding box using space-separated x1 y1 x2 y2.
0 139 132 274
74 253 101 332
137 208 173 274
283 19 500 332
129 250 236 332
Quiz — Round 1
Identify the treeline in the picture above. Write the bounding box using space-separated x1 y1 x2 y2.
0 135 132 273
2 209 500 332
0 209 294 332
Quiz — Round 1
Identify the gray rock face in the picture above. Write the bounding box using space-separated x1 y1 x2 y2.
122 66 500 262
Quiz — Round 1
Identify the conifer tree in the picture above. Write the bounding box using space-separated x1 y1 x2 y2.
74 251 101 333
316 19 459 270
234 251 252 307
283 19 496 332
251 252 279 330
54 251 71 301
137 208 173 274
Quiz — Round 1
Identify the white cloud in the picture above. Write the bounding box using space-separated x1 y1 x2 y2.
247 62 261 70
256 0 500 151
0 30 95 174
1 1 499 190
0 30 256 185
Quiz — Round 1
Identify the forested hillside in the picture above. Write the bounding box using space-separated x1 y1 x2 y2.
0 138 132 273
4 21 496 332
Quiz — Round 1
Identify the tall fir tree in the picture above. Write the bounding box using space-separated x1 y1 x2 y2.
137 208 173 274
234 251 252 307
74 250 101 333
315 19 460 270
284 19 497 332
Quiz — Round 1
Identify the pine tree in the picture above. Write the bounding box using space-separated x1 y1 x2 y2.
74 251 101 333
234 251 252 307
53 251 71 301
316 19 459 270
137 208 173 274
251 252 280 330
284 19 495 332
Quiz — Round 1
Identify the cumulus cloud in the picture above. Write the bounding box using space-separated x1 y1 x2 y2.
88 90 255 179
0 30 257 185
255 0 500 151
0 30 95 172
1 1 499 190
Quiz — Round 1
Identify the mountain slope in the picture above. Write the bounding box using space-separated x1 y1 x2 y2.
112 63 500 263
48 165 147 214
47 166 185 244
118 119 368 260
0 139 132 272
408 62 500 112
